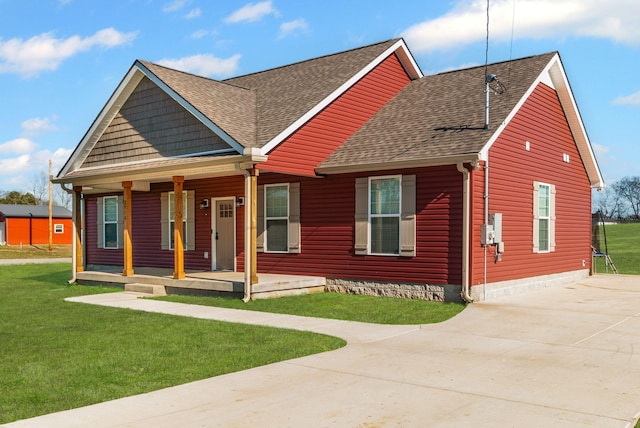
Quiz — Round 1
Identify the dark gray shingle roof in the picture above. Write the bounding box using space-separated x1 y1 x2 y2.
0 204 72 219
320 52 556 169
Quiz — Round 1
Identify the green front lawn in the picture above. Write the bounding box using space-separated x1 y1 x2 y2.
594 222 640 275
0 263 345 424
155 291 466 325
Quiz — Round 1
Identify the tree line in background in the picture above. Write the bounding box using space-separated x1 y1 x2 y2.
0 172 72 209
594 176 640 221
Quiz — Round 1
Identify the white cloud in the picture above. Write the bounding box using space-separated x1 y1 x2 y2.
0 154 31 175
163 0 188 13
190 29 210 39
225 1 276 23
185 8 202 19
157 54 241 78
278 18 309 39
21 116 58 137
402 0 640 53
613 90 640 105
0 138 37 155
0 28 138 78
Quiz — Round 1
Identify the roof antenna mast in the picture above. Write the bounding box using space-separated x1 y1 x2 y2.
483 0 506 129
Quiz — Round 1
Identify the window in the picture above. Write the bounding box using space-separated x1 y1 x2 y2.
169 191 187 250
265 184 289 252
103 196 119 249
355 175 416 257
97 196 123 249
256 183 300 254
370 176 401 254
160 191 195 251
533 181 556 253
54 224 64 234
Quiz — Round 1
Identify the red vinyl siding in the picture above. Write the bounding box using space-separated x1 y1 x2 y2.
85 167 463 286
471 83 592 286
257 54 412 176
85 176 245 271
5 217 72 245
257 167 462 285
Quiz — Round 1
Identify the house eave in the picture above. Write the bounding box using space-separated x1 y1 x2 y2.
315 154 481 175
53 153 267 192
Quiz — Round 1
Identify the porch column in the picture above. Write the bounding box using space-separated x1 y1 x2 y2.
122 181 134 276
173 176 185 279
249 168 259 285
72 186 84 273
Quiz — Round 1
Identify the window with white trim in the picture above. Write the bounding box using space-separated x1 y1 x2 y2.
54 223 64 234
355 175 416 257
265 184 289 252
103 196 119 249
369 176 401 255
533 181 556 253
169 191 187 250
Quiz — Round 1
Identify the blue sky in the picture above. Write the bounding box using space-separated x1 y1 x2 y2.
0 0 638 192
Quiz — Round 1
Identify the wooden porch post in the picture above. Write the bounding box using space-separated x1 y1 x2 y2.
122 181 134 276
173 176 185 279
249 168 259 285
73 186 84 273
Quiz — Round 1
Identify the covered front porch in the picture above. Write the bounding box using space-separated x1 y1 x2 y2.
76 267 326 300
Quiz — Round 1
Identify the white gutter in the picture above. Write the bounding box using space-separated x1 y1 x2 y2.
457 162 474 303
60 183 77 284
242 168 252 302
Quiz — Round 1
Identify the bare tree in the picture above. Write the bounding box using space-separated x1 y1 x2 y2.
30 171 49 205
612 176 640 220
593 186 623 219
53 184 73 209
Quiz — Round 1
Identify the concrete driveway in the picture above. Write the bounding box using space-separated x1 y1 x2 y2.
5 275 640 427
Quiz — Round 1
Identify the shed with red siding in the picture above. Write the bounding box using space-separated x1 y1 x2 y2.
0 204 72 246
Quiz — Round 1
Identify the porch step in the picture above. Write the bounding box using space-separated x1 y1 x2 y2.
125 283 167 296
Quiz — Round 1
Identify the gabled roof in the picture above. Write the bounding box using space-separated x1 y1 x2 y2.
57 38 421 185
318 52 604 189
0 204 71 219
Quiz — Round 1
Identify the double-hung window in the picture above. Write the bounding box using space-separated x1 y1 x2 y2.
168 191 187 250
355 175 416 257
265 184 289 252
369 176 401 255
103 196 119 249
257 183 301 254
533 181 556 253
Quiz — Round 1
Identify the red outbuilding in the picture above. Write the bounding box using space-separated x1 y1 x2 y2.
54 39 603 301
0 204 73 246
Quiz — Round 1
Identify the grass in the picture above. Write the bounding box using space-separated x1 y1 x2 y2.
593 222 640 275
0 263 345 424
155 292 466 325
0 244 71 259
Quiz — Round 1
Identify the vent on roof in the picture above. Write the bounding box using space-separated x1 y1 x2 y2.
484 74 506 129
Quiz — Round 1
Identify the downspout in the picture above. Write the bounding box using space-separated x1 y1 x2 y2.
241 167 252 302
483 156 489 299
457 162 474 303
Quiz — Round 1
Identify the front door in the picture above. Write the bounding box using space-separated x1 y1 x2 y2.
214 199 235 271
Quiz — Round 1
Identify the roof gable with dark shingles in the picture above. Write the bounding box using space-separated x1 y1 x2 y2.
224 39 401 147
320 52 557 169
140 61 257 148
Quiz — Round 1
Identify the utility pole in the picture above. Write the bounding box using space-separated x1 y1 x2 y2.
48 160 53 251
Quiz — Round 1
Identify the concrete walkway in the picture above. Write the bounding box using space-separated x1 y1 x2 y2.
5 275 640 427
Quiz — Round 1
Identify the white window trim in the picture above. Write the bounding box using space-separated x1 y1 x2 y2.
54 223 64 234
168 191 187 251
368 175 402 256
103 195 119 249
538 183 551 253
264 183 289 254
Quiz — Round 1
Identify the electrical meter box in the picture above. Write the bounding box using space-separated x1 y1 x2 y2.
481 224 495 245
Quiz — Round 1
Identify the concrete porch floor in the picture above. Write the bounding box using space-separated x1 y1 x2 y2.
76 267 326 299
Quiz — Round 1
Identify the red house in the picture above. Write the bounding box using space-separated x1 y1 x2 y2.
55 39 603 301
0 204 73 246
